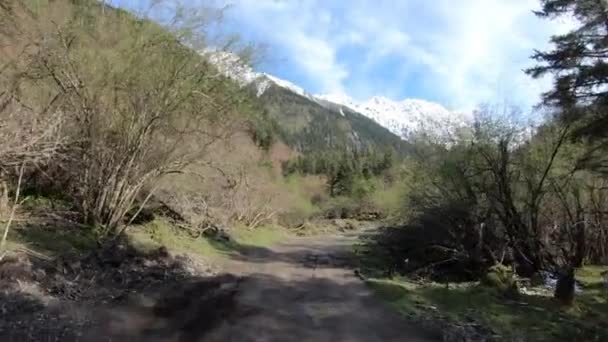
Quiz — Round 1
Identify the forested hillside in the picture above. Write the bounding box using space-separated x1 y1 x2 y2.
258 85 412 155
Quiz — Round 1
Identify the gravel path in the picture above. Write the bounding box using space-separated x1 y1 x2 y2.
205 232 440 342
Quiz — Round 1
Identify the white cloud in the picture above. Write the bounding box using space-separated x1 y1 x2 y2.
224 0 348 94
223 0 572 111
287 32 348 94
414 0 550 110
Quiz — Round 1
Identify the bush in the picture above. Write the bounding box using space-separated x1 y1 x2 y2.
481 264 519 298
310 193 328 206
249 114 278 151
277 211 309 228
362 200 491 281
1 0 252 237
350 177 378 200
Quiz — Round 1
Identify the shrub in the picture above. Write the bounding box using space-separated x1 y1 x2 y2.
481 264 519 298
2 0 248 235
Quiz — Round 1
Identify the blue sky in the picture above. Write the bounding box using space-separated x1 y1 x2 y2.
110 0 573 112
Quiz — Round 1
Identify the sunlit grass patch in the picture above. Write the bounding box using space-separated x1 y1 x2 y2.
128 218 289 260
367 272 608 341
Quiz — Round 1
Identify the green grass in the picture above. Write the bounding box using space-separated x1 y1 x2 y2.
576 265 606 286
127 219 229 257
8 223 98 256
5 215 288 262
370 181 407 218
283 175 322 215
367 271 608 341
230 224 288 248
127 218 288 259
2 195 98 256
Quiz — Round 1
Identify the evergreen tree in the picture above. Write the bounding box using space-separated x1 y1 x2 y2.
329 162 355 197
379 148 395 173
528 0 608 171
527 0 608 131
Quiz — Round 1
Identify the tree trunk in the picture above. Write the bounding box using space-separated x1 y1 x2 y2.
554 268 575 306
573 219 587 268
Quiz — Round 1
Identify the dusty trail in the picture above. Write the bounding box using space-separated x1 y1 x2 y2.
0 229 439 341
205 231 440 342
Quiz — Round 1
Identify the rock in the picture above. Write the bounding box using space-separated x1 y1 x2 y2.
203 225 232 242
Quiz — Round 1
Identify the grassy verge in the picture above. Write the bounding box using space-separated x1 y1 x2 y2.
6 211 290 261
127 218 289 259
230 224 288 248
367 269 608 341
8 222 98 256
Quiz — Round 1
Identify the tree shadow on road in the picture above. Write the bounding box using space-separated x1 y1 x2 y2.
0 240 242 342
0 235 440 342
216 236 359 270
205 272 442 342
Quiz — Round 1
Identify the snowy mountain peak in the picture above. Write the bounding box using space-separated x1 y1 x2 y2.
206 50 471 140
370 96 390 104
203 50 312 99
263 74 308 98
315 93 472 139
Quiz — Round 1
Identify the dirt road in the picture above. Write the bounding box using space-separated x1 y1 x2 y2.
1 230 440 341
205 232 440 342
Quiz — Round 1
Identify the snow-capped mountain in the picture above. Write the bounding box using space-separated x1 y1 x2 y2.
206 50 470 140
204 50 313 99
315 94 472 139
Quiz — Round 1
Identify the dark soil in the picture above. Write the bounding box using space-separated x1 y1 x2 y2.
0 240 242 342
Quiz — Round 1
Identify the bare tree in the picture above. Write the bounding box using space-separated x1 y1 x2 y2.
222 168 276 230
3 0 249 236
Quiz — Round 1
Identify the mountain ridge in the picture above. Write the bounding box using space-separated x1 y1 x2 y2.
315 93 472 139
206 50 470 141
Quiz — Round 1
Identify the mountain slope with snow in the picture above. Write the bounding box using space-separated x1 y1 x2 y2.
259 84 411 153
315 94 471 139
204 50 314 99
206 50 469 142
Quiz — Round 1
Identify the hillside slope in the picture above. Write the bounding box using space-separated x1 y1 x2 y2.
257 84 412 155
208 51 412 155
